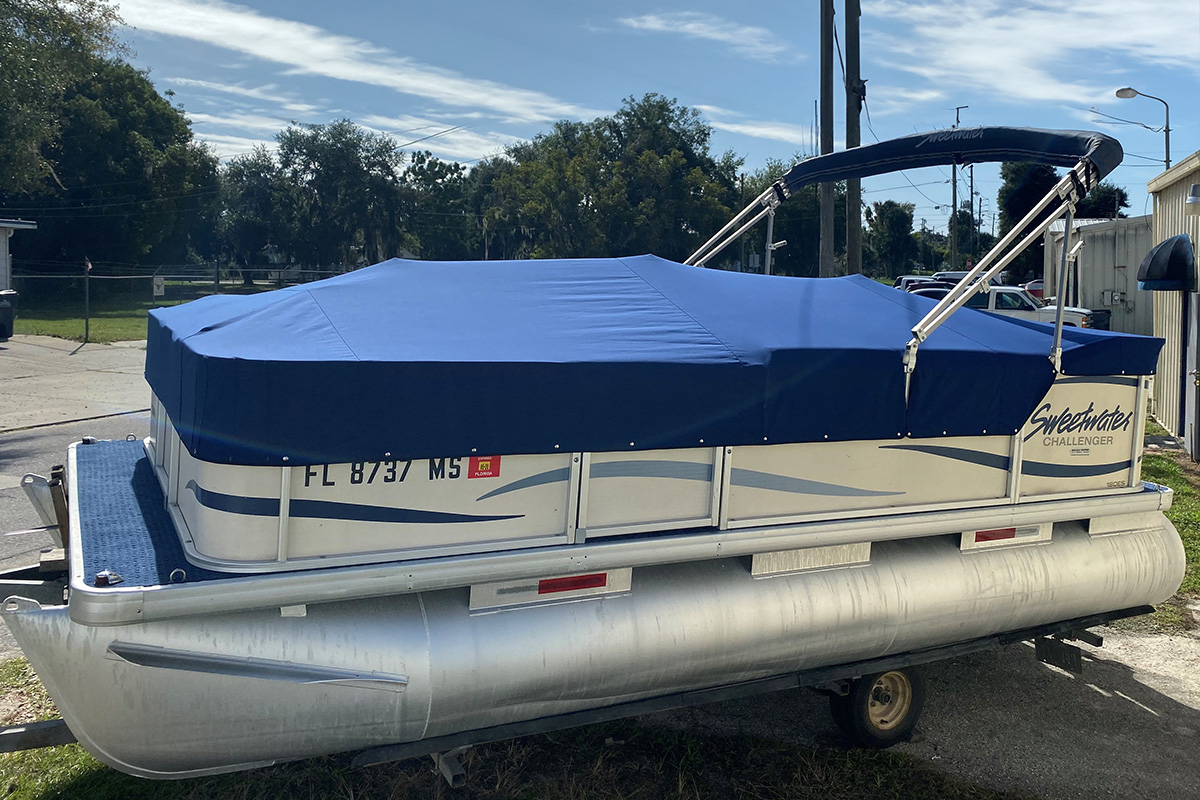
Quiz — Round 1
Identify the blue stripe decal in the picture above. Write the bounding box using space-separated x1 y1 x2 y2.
186 480 279 516
878 447 1130 478
475 467 571 501
730 468 902 497
289 499 523 524
590 460 714 482
187 480 522 524
1055 376 1140 387
880 445 1010 470
1022 460 1131 478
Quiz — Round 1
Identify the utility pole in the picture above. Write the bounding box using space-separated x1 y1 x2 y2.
950 105 967 271
968 164 974 257
976 194 983 256
844 0 862 275
819 0 835 277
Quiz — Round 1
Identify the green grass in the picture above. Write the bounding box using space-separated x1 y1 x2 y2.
1145 417 1172 438
14 297 159 343
13 283 274 344
0 663 1038 800
1141 451 1200 596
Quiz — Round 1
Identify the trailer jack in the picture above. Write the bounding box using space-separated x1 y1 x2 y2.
431 746 469 788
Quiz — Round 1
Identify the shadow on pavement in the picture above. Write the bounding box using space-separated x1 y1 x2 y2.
650 638 1199 800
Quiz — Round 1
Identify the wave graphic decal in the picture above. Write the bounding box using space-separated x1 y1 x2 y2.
1021 460 1131 478
881 445 1010 470
475 467 571 501
730 468 902 497
186 481 523 524
881 446 1130 478
590 460 713 482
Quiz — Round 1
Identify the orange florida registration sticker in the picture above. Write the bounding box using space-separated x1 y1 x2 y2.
468 455 501 478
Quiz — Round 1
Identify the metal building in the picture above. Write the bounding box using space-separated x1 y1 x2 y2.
1147 153 1200 451
1043 216 1155 336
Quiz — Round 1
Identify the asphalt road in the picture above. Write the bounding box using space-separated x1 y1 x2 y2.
0 413 150 656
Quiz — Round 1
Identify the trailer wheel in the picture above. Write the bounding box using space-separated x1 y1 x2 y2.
829 668 925 748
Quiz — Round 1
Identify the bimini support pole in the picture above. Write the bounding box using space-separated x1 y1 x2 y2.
1049 205 1078 374
903 161 1096 403
687 183 788 268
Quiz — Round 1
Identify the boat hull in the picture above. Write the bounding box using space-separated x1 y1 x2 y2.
3 516 1184 779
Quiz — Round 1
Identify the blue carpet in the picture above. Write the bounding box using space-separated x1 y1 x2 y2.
76 439 228 588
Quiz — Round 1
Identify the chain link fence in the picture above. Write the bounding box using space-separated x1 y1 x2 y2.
10 264 350 343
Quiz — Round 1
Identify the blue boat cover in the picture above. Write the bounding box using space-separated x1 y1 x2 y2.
145 256 1163 466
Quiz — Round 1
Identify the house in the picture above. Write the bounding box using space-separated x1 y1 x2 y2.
0 218 37 293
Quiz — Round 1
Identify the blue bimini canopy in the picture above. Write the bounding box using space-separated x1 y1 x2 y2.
145 256 1163 466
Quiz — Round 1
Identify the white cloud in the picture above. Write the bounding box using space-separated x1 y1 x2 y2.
117 0 601 124
187 111 296 135
696 105 813 147
165 77 320 114
359 114 522 161
863 0 1199 107
860 85 946 118
195 133 274 160
617 13 795 63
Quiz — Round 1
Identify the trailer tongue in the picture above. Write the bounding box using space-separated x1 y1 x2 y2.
1 127 1185 781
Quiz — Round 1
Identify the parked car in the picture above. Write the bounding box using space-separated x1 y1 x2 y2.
893 275 936 291
906 279 956 292
910 285 1092 327
932 270 1001 286
1022 279 1044 299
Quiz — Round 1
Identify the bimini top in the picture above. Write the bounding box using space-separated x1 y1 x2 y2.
779 127 1122 195
146 256 1162 466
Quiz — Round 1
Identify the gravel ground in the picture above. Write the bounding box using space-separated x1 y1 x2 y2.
649 619 1200 800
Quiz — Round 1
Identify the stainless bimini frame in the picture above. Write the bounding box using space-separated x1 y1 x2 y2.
685 127 1122 393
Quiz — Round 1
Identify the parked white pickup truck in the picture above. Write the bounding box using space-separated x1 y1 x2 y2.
911 285 1093 327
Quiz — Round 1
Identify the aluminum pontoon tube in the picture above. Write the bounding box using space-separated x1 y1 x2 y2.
3 518 1183 779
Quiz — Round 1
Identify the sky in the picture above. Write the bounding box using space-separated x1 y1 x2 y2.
112 0 1200 237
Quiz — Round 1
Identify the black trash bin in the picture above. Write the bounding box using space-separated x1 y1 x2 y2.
0 289 16 340
1087 308 1111 331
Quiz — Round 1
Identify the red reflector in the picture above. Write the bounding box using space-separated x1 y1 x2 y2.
975 527 1017 542
537 573 608 594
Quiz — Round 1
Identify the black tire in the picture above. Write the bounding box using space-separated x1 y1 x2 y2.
829 667 925 748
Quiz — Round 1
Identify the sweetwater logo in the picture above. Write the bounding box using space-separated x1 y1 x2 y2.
1024 401 1132 447
915 129 986 148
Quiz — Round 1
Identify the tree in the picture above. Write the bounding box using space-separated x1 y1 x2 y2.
864 200 917 278
403 151 478 261
0 0 124 194
739 158 845 277
219 146 289 274
996 163 1132 280
482 95 740 261
275 120 412 266
996 162 1060 280
9 57 220 273
1075 181 1130 219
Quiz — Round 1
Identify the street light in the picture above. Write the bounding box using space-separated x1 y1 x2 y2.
1116 87 1170 169
1186 184 1200 217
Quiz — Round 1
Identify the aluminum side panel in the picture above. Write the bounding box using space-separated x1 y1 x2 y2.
1019 377 1140 496
724 436 1009 526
